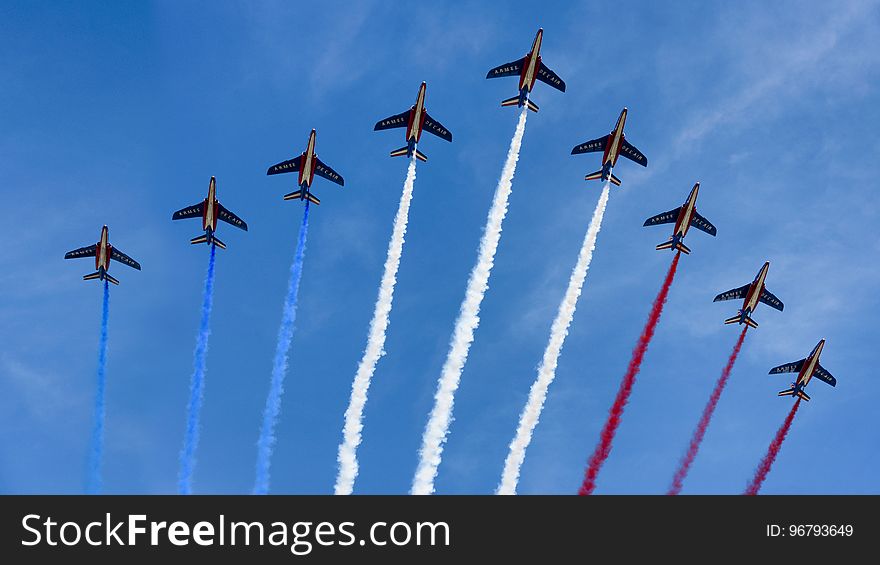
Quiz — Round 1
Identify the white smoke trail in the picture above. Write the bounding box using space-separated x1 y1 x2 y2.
412 107 528 495
335 157 417 495
497 182 611 495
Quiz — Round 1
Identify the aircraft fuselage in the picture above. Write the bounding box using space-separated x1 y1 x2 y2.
796 339 825 390
673 183 700 239
297 129 318 192
742 262 770 316
96 225 111 273
517 28 543 100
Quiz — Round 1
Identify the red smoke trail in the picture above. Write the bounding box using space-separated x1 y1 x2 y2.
744 399 801 495
668 327 748 495
579 252 681 495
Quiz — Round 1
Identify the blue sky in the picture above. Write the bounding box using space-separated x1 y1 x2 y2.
1 0 878 494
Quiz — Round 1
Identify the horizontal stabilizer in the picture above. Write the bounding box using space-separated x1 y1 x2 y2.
584 169 604 181
389 146 410 158
415 149 428 162
526 99 539 113
777 388 795 397
656 240 690 254
609 173 622 186
190 234 208 245
501 95 521 108
83 271 102 281
724 313 757 327
797 390 811 401
283 190 303 201
306 193 320 205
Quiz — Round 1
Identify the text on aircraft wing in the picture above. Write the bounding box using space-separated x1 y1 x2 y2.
110 248 141 270
267 155 302 176
643 207 681 227
571 136 608 155
314 157 344 186
759 288 784 311
690 210 717 236
814 364 836 387
64 244 97 260
619 139 648 166
374 110 411 131
422 112 452 142
713 283 751 302
536 62 566 92
486 58 524 79
217 204 248 231
769 359 805 374
172 202 205 221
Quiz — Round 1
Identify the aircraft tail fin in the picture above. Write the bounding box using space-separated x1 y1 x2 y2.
724 311 758 328
656 239 691 254
283 190 303 201
191 233 226 249
501 95 521 108
415 149 428 162
85 270 119 285
390 146 410 158
778 386 810 401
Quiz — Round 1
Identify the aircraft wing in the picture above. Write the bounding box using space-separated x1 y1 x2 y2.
713 283 751 303
690 210 717 236
486 58 524 79
64 244 97 260
536 62 566 92
759 288 784 311
423 112 452 142
314 156 344 186
267 155 302 176
374 110 410 131
769 359 805 374
619 138 648 167
571 136 608 155
172 202 204 221
217 204 248 231
110 247 141 270
813 363 837 387
643 207 681 227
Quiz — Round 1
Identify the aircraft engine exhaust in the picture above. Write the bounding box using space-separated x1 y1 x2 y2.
745 398 801 495
178 243 218 495
254 202 311 495
580 252 681 495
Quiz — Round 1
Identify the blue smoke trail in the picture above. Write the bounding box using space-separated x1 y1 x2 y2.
254 202 311 494
86 280 110 494
178 243 217 494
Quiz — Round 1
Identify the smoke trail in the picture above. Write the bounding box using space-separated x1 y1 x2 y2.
744 399 801 495
254 202 311 495
412 107 528 495
178 243 217 495
336 157 417 495
580 252 681 495
497 183 611 495
668 326 748 495
86 280 110 494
